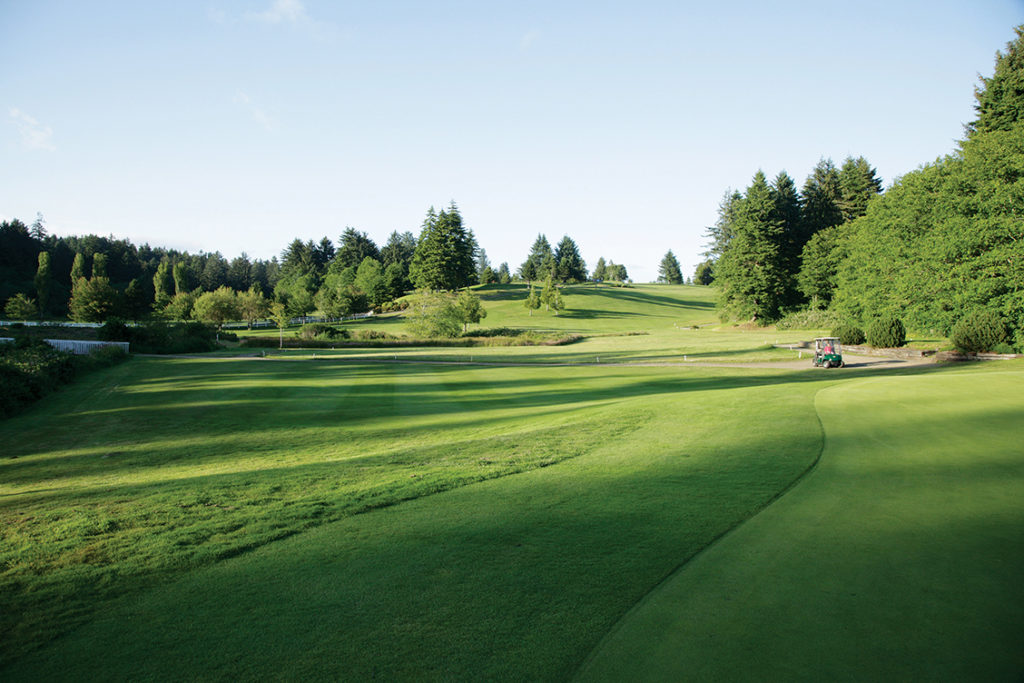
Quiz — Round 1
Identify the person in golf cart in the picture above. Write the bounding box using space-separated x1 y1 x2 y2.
813 337 844 368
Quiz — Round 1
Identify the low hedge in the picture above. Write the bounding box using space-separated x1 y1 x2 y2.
0 339 128 419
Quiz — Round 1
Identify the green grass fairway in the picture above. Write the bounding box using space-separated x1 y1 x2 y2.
576 362 1024 681
2 357 827 678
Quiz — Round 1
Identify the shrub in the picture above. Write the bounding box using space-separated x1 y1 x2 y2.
951 310 1008 353
297 323 348 341
831 323 866 345
865 316 906 348
991 342 1016 355
98 318 131 342
775 309 842 331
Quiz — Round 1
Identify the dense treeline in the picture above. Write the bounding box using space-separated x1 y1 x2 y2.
1 199 632 326
707 25 1024 350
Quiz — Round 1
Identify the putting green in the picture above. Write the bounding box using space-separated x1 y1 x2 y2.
576 365 1024 680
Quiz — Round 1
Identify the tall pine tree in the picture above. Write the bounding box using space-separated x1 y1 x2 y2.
553 235 587 283
715 171 788 321
657 251 683 284
409 202 477 290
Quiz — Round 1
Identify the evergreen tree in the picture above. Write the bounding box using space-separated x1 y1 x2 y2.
123 277 151 320
35 251 52 316
797 225 846 307
4 293 36 320
771 171 803 292
715 171 788 321
519 234 553 283
524 285 540 316
703 190 743 263
172 261 195 295
409 203 477 290
476 248 492 284
91 253 108 278
969 25 1024 136
381 231 417 269
496 262 511 284
200 253 229 291
70 252 87 282
657 250 683 284
591 257 607 282
554 235 587 283
838 156 884 222
29 212 47 241
227 254 252 291
540 275 556 311
153 260 175 305
336 228 380 270
800 159 843 244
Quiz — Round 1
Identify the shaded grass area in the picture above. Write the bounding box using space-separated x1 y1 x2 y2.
577 361 1024 680
3 358 834 680
0 357 645 663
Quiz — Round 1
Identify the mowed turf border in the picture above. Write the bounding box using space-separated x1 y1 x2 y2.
3 361 830 680
576 362 1024 681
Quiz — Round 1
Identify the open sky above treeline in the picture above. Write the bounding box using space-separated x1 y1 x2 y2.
2 1 1022 282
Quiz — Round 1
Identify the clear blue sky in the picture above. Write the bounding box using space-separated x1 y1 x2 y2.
2 1 1022 282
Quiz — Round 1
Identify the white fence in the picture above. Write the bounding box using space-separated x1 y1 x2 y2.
0 338 129 355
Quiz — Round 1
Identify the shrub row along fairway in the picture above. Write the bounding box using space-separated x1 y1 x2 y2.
577 361 1024 681
2 354 829 678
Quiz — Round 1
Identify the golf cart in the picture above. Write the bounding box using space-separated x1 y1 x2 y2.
813 337 844 368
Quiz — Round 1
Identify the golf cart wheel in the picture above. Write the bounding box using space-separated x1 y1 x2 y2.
823 360 832 369
839 361 845 368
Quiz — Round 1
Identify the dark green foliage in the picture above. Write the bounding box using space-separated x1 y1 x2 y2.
34 252 52 316
693 260 714 285
715 171 788 321
519 234 554 283
153 261 174 305
591 257 607 282
554 236 587 283
838 156 884 222
68 277 119 322
0 339 127 419
109 321 220 354
772 171 803 299
951 309 1009 353
409 204 478 291
969 25 1024 136
866 316 906 348
657 251 683 284
800 159 844 243
297 323 349 341
496 262 511 284
774 308 842 331
832 323 866 345
703 190 742 263
336 229 379 271
797 225 846 307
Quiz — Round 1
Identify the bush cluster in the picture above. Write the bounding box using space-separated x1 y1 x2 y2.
831 323 866 345
775 309 843 331
297 323 349 341
99 320 220 354
0 339 128 419
865 316 906 348
951 310 1009 353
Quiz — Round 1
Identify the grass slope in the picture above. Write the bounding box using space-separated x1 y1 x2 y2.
576 361 1024 680
3 362 827 679
247 284 811 365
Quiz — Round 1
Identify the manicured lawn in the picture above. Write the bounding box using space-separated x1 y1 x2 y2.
577 361 1024 680
1 283 1015 680
2 357 828 679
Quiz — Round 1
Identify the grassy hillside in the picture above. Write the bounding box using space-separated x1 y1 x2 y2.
244 284 814 364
